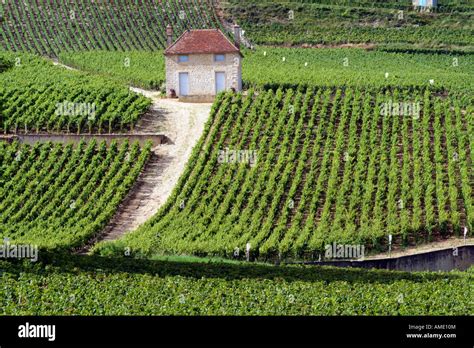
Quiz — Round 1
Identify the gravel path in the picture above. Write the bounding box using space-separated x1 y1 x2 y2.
96 89 212 244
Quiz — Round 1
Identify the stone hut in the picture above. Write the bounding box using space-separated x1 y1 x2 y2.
412 0 438 9
164 26 243 101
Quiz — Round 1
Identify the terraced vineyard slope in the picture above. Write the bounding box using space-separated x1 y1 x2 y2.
222 0 474 50
0 140 151 249
0 0 222 56
100 88 473 260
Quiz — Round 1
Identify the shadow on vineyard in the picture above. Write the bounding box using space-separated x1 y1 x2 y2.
0 56 13 73
6 251 468 285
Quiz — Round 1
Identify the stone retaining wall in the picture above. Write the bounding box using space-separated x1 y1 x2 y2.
299 245 474 272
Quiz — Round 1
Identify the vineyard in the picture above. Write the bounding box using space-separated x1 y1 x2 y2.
100 88 473 259
59 51 166 90
0 0 222 57
1 257 472 315
3 0 473 58
243 48 474 92
0 52 151 134
0 140 151 249
0 0 473 322
56 48 474 93
223 0 474 50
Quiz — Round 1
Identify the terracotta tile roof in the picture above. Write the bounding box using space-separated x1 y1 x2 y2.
164 29 241 56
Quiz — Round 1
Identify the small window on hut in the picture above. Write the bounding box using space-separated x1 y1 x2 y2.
214 54 225 62
178 55 189 63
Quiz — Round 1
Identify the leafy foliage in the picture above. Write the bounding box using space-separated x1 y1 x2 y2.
0 256 472 315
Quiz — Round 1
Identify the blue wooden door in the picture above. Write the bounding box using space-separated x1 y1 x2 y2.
215 72 226 93
179 72 189 96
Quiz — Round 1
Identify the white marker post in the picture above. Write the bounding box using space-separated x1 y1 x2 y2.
464 226 468 245
246 243 251 262
388 234 392 258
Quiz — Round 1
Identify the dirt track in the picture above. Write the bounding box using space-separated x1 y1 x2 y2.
97 89 212 243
